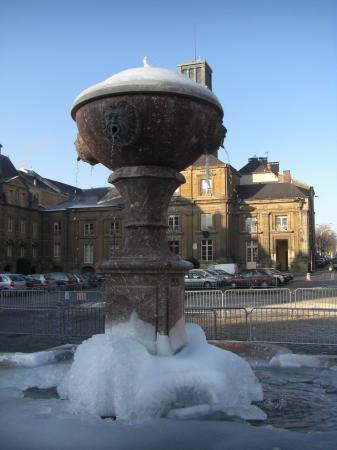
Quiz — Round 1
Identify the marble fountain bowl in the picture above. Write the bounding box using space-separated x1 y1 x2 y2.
71 65 225 171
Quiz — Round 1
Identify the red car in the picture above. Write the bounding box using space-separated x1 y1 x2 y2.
228 269 274 288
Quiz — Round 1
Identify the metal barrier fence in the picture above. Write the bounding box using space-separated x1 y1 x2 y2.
224 288 292 307
185 288 337 309
185 306 337 346
293 287 337 308
185 290 224 307
0 289 104 341
1 288 337 347
0 289 103 308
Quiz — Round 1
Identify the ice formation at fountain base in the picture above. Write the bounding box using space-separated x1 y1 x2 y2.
58 319 265 422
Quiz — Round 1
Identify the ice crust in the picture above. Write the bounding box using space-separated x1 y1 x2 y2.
58 322 265 421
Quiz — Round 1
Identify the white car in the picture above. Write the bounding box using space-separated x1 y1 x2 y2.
0 274 27 290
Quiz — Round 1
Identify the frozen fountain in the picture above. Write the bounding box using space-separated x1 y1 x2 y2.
58 62 265 421
72 62 225 354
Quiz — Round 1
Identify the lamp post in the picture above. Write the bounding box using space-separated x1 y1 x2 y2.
112 216 116 256
255 218 259 267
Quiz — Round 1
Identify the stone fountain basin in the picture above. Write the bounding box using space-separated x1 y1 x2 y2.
74 93 223 171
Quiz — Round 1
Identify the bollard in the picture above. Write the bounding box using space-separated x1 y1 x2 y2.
306 272 311 281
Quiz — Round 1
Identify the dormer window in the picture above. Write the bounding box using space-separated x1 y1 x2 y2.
200 178 212 196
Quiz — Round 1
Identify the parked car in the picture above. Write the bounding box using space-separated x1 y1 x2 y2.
22 275 44 290
206 268 233 285
47 272 78 290
259 268 285 285
228 269 274 288
0 274 27 290
184 271 218 289
189 269 222 287
81 273 98 288
278 270 293 282
32 274 58 290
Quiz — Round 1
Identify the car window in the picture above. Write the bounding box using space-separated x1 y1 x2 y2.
11 275 25 281
241 271 251 278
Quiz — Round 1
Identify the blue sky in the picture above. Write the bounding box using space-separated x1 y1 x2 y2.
1 0 336 229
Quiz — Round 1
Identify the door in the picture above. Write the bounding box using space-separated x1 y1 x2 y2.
246 241 258 269
276 239 288 271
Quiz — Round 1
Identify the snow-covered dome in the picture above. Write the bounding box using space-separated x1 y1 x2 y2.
71 65 222 119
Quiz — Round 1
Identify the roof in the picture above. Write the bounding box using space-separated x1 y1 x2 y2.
236 183 310 201
239 157 279 175
0 155 18 181
191 154 241 176
45 187 123 211
18 169 78 196
44 178 79 196
192 154 225 168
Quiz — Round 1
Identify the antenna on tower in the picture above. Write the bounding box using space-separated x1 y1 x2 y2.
193 25 197 61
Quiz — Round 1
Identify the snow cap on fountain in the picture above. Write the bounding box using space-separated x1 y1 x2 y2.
71 64 223 119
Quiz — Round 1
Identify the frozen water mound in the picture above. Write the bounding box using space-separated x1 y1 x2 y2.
58 321 265 422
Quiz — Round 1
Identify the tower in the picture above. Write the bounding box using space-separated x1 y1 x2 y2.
178 60 213 91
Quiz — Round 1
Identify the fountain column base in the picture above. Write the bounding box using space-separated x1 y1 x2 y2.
98 166 192 354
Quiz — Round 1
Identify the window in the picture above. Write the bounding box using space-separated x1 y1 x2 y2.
8 190 14 203
109 242 120 258
15 191 19 203
168 240 180 254
201 239 213 261
6 244 13 257
32 222 38 237
84 244 94 264
53 243 61 258
20 220 26 234
200 178 212 196
84 223 94 236
53 222 61 233
275 216 288 231
21 192 26 207
244 217 258 233
246 241 258 263
110 221 120 234
20 246 25 258
7 216 13 233
168 215 179 232
201 213 213 230
32 246 37 258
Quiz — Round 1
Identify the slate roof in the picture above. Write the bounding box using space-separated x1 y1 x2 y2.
191 154 240 175
18 169 78 196
45 186 123 211
236 183 310 201
239 157 279 175
0 155 19 181
192 154 225 167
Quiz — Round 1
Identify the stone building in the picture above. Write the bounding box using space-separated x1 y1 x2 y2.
0 153 77 273
0 152 315 274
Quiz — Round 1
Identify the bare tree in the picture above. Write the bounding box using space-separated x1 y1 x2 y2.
315 224 337 256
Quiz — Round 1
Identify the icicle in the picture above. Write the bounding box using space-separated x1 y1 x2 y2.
75 159 80 187
205 152 211 191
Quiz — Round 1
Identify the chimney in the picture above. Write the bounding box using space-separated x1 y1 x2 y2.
283 170 291 183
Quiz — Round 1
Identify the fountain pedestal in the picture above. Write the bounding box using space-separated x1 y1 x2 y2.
100 165 191 354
